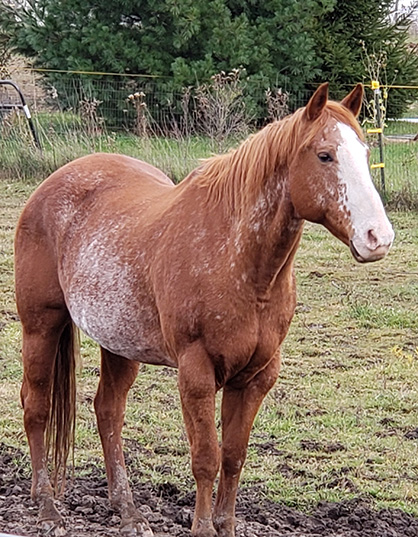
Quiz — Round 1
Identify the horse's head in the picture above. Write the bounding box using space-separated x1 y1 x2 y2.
288 83 394 263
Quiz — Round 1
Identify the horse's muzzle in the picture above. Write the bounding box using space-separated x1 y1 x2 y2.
350 235 394 263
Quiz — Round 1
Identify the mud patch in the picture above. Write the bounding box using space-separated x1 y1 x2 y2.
1 444 417 537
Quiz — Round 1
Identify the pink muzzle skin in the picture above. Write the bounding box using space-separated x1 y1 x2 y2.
350 225 395 263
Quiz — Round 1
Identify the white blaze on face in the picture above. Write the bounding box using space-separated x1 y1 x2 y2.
336 122 394 262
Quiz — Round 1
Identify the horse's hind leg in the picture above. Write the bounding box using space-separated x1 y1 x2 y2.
94 348 153 537
16 231 75 536
20 311 73 536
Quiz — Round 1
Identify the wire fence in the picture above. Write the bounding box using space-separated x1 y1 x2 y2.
0 69 417 204
2 73 309 130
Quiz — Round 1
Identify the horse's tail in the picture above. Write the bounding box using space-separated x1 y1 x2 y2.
46 320 80 494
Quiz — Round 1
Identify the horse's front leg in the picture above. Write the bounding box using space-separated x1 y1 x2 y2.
213 354 281 537
178 343 220 537
94 348 153 537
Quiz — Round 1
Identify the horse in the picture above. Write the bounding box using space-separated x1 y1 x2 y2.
14 83 394 537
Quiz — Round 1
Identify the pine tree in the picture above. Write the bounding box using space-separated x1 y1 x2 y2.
2 0 416 118
1 1 327 92
312 0 418 114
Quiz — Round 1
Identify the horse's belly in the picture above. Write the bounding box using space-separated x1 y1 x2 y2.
64 271 175 367
69 297 174 366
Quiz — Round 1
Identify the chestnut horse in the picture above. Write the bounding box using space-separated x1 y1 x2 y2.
15 83 394 537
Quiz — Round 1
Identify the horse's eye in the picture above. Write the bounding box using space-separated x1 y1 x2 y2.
318 152 333 163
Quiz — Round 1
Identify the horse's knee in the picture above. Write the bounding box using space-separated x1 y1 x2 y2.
221 448 245 479
191 440 221 484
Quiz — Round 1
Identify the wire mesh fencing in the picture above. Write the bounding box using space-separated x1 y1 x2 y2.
0 70 417 205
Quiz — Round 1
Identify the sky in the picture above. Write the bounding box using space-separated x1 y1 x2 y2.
399 0 417 8
395 0 418 17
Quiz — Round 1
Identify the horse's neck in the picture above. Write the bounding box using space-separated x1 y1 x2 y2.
228 169 303 294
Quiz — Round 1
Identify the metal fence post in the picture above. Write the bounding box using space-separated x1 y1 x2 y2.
0 79 42 151
367 80 386 195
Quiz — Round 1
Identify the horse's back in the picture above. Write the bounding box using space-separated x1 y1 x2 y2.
24 152 171 211
47 152 173 187
16 153 174 252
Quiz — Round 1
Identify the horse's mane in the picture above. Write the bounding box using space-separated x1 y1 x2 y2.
191 100 363 215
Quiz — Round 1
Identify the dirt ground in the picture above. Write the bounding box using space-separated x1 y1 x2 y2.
1 444 417 537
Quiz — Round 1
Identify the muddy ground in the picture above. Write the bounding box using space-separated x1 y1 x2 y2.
1 443 417 537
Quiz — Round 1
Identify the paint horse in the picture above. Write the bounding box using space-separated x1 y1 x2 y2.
15 83 394 537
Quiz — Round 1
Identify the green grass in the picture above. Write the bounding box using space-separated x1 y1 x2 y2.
0 129 212 185
0 182 418 514
348 302 417 329
250 213 418 511
384 119 418 136
1 110 417 206
0 112 233 184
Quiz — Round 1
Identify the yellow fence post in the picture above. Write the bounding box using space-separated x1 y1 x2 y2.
366 80 386 194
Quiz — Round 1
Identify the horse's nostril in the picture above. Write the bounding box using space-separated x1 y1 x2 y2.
367 229 379 250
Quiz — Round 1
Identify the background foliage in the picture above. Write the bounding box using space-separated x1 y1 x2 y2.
1 0 418 116
313 0 418 115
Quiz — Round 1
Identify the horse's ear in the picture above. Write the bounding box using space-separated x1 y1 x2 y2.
341 84 363 117
304 83 329 121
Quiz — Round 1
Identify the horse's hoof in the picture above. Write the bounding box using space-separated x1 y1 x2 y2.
120 517 154 537
38 519 67 536
191 517 218 537
214 514 235 537
38 498 67 536
216 529 234 537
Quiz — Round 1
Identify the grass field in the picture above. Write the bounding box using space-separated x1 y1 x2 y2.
0 177 417 516
1 110 417 208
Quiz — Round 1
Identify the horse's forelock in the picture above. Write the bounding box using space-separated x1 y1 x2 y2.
319 101 363 137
